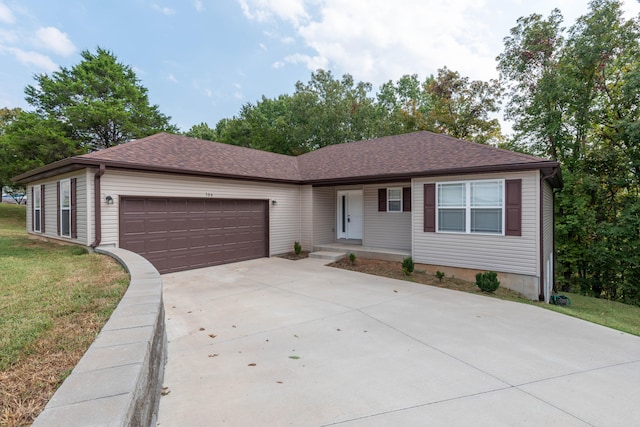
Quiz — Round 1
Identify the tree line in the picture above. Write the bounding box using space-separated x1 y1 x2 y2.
1 0 638 305
185 67 502 154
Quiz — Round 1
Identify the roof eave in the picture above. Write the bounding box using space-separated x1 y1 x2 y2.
307 162 562 187
14 158 303 185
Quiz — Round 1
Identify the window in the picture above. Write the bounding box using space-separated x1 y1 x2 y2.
437 180 503 234
378 187 411 212
60 179 71 237
33 185 42 233
387 188 402 212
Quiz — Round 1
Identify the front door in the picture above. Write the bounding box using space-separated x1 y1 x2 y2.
337 190 363 240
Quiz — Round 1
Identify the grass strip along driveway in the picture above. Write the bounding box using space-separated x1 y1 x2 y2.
0 204 129 426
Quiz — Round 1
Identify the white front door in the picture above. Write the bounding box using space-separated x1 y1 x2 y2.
337 190 363 239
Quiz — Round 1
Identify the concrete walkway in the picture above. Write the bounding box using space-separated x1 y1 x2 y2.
157 257 640 426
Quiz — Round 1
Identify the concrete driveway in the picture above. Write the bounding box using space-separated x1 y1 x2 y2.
156 257 640 426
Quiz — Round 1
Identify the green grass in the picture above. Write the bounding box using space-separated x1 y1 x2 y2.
0 203 129 371
534 292 640 336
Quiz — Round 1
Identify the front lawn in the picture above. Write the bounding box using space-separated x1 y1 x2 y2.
0 203 129 426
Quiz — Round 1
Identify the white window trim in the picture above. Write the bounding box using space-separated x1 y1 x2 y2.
60 179 71 238
33 185 42 233
387 187 403 213
436 179 505 235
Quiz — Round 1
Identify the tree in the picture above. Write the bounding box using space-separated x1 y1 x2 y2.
498 0 640 305
423 67 502 145
0 111 81 194
184 122 218 141
24 47 177 151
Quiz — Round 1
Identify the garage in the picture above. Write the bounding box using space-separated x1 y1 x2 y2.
119 197 268 273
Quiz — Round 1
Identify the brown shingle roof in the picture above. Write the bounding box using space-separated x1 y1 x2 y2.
297 131 555 183
13 131 561 186
79 132 301 182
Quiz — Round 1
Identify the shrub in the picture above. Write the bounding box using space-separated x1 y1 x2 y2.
348 253 356 265
294 241 302 255
435 270 445 282
475 271 500 293
402 257 415 275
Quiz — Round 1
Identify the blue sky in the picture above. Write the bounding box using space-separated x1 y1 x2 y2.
1 0 639 133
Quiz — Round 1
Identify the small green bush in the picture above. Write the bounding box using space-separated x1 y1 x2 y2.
348 253 356 265
435 270 445 282
476 271 500 293
294 241 302 255
402 257 415 275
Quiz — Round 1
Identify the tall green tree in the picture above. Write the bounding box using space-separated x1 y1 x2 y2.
498 0 640 304
423 67 502 144
25 47 177 151
0 111 81 193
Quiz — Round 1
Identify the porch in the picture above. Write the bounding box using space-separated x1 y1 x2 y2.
310 242 411 263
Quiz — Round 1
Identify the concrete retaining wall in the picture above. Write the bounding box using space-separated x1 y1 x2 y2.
32 247 167 427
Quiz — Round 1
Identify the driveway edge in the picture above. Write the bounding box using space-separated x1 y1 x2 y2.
32 247 167 427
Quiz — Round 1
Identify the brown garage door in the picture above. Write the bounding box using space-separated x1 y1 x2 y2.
119 197 268 273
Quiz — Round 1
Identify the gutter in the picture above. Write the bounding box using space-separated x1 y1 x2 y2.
90 164 106 248
539 166 561 301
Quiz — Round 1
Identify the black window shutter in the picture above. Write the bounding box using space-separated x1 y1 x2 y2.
41 185 45 233
56 181 60 236
31 186 34 231
378 188 387 212
403 187 411 212
505 179 522 236
71 178 77 238
424 183 436 232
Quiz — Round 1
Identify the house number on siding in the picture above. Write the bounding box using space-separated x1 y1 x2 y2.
205 192 215 198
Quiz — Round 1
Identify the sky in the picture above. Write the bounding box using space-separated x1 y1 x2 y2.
1 0 639 133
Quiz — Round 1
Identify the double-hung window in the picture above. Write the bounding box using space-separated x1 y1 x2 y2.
33 185 42 233
437 180 503 234
387 188 402 212
60 179 71 237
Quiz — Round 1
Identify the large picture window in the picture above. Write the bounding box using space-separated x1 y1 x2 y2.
60 179 71 237
437 180 503 234
33 185 42 233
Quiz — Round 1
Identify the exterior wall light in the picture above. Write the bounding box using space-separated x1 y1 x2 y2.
271 200 277 206
106 195 114 205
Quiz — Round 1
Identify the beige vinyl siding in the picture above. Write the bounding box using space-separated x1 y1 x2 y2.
312 187 336 245
99 170 301 255
413 171 540 276
299 185 313 251
26 171 88 244
542 179 554 299
363 183 411 250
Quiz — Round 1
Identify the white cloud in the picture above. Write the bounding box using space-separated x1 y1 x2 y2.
238 0 308 26
195 0 204 12
3 47 57 72
0 2 15 23
281 36 295 44
35 26 76 56
259 42 267 51
239 0 640 89
204 88 212 97
168 73 178 83
272 61 285 69
153 4 176 16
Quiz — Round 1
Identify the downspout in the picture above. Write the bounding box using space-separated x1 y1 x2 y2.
539 167 560 301
90 164 106 248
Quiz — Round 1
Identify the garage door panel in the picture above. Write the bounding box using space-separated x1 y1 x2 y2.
120 197 267 274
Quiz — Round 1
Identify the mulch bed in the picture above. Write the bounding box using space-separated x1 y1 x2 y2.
276 251 310 260
329 257 526 299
